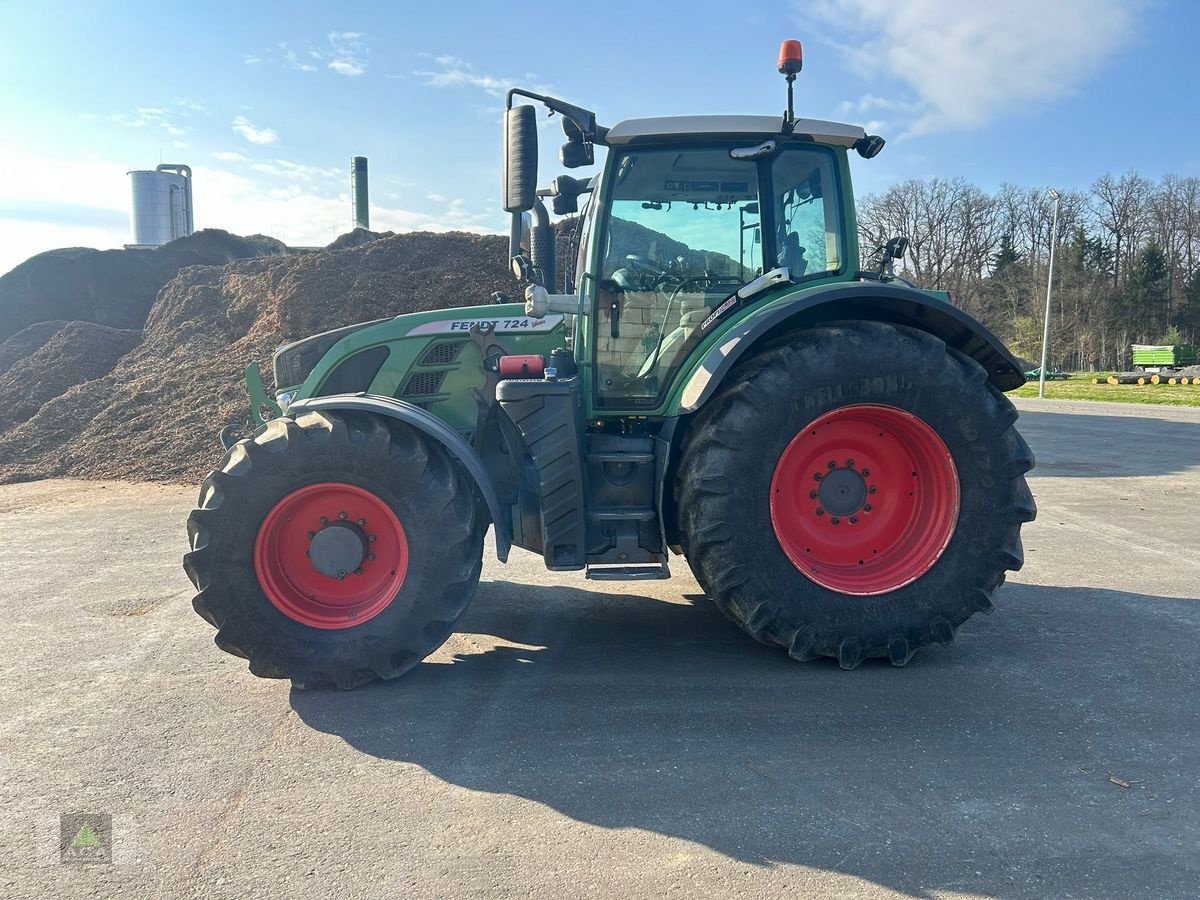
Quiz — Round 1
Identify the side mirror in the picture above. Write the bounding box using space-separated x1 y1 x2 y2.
560 117 594 169
550 174 588 215
854 134 886 159
503 105 538 213
886 236 909 259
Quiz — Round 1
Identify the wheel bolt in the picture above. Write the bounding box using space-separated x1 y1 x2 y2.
868 486 877 495
809 490 818 499
368 534 376 542
319 516 328 524
831 517 841 525
338 511 347 520
354 567 363 576
827 460 837 469
816 508 825 516
367 553 376 561
813 473 822 482
850 515 859 524
862 468 870 477
846 459 855 467
864 504 873 512
307 531 316 539
356 518 366 526
337 570 346 580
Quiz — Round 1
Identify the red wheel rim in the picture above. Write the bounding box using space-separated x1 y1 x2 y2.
770 404 959 595
254 482 409 629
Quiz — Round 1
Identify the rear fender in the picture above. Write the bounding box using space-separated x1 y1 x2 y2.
285 393 511 562
672 282 1025 414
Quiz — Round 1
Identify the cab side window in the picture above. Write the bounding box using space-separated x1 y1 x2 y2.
772 150 841 278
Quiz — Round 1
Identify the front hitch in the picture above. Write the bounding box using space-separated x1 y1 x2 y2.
221 362 283 450
247 361 283 427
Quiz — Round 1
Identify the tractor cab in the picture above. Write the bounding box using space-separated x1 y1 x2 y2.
577 120 856 408
503 45 885 415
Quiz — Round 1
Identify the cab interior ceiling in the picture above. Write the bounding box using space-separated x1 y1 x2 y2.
615 152 754 202
613 151 819 205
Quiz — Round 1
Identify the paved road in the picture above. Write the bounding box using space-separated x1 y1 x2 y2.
2 398 1199 898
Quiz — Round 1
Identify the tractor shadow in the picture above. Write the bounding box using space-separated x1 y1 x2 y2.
1017 408 1200 478
290 577 1200 898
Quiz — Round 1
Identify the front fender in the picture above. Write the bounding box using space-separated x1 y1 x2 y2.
672 281 1024 414
285 393 511 562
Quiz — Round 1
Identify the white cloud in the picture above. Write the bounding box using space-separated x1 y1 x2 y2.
95 99 204 139
232 116 279 145
326 31 368 77
244 31 369 78
418 54 520 96
811 0 1141 135
248 159 341 181
0 147 131 273
283 48 318 72
212 151 249 162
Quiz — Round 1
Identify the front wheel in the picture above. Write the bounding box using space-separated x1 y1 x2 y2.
677 321 1036 668
184 411 485 689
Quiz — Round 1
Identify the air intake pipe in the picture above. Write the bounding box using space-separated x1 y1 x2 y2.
530 198 556 290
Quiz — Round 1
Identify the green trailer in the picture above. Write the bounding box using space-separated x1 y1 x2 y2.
1132 344 1198 372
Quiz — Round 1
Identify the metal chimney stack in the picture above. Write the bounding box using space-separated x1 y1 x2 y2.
351 156 369 230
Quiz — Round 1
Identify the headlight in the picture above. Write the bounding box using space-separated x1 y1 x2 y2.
272 318 389 388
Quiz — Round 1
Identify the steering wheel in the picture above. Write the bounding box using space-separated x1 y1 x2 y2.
623 254 663 276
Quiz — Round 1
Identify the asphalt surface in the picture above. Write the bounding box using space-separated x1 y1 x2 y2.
2 397 1199 899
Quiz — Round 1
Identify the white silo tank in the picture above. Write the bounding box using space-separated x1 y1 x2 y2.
128 164 193 246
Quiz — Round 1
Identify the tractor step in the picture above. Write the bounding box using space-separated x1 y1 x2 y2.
585 563 672 581
587 507 656 521
586 451 655 464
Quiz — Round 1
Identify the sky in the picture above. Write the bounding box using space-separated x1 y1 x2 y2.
0 0 1197 276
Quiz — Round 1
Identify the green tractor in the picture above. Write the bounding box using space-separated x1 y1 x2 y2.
184 42 1035 688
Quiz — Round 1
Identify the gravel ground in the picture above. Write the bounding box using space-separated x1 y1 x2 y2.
1 398 1199 898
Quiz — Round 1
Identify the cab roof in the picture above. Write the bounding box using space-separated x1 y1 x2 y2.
604 115 866 148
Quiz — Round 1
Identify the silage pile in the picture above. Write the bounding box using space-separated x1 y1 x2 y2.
0 230 286 340
0 231 513 485
0 322 141 431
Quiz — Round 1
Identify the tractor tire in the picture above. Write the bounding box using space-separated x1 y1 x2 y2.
184 410 485 689
676 321 1036 669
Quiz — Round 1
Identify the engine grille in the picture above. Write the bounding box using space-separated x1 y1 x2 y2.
419 341 466 365
401 371 446 396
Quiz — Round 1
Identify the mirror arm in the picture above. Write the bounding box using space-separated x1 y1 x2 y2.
506 88 609 143
509 213 523 260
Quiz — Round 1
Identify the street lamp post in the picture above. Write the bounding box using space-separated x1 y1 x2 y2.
1039 189 1061 399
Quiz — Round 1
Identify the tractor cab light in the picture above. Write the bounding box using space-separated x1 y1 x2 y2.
778 40 803 75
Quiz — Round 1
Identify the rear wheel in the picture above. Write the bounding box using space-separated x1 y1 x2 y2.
184 411 485 689
677 321 1036 668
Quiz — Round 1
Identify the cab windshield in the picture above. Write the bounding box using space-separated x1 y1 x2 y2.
593 143 842 405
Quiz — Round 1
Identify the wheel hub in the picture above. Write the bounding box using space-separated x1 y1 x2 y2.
308 521 368 578
816 466 867 517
